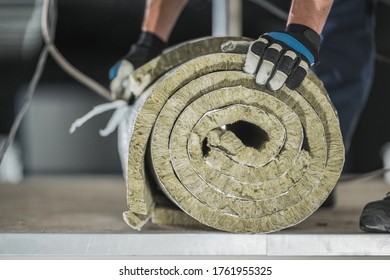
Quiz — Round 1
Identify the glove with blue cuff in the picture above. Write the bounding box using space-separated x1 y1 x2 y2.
109 31 166 101
224 24 320 91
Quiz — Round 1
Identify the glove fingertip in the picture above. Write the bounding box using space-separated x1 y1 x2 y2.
286 62 308 90
268 71 288 91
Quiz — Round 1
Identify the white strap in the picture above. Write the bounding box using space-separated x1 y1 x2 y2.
69 100 129 136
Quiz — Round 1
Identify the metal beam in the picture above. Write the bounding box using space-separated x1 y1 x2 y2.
212 0 242 36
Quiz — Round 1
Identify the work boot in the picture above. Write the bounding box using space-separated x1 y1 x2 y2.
359 193 390 233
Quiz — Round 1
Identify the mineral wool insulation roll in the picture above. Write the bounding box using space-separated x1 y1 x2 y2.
121 37 344 233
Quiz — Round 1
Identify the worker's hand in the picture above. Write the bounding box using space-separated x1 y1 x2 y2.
222 24 320 91
109 32 166 101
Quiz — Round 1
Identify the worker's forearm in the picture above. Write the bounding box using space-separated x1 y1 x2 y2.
142 0 188 42
287 0 333 34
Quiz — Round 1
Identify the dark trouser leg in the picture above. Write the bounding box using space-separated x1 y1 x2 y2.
313 0 376 153
313 0 376 207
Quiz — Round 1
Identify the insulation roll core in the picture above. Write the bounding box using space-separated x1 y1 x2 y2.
122 37 344 233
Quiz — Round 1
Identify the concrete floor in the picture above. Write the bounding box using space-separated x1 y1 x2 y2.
0 175 389 256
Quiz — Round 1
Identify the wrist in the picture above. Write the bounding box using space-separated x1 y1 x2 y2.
137 31 166 51
285 23 320 65
286 24 320 49
122 32 166 69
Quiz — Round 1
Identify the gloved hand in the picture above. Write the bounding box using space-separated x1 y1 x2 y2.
222 24 320 91
109 32 166 101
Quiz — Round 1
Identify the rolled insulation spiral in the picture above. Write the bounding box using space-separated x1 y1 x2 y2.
121 37 344 233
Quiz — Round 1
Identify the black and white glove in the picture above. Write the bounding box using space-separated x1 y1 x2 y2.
109 32 166 101
223 24 320 91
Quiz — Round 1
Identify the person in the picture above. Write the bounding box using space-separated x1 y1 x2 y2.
110 0 390 233
109 0 189 100
110 0 330 97
314 0 389 233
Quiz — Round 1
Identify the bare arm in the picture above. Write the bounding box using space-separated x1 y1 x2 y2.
287 0 333 34
142 0 188 42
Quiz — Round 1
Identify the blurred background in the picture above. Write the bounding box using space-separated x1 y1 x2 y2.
1 0 390 177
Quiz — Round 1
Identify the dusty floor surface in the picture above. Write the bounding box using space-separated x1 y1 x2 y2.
0 175 387 234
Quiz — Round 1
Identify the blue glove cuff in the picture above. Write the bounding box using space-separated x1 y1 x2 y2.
109 61 122 80
266 32 315 65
